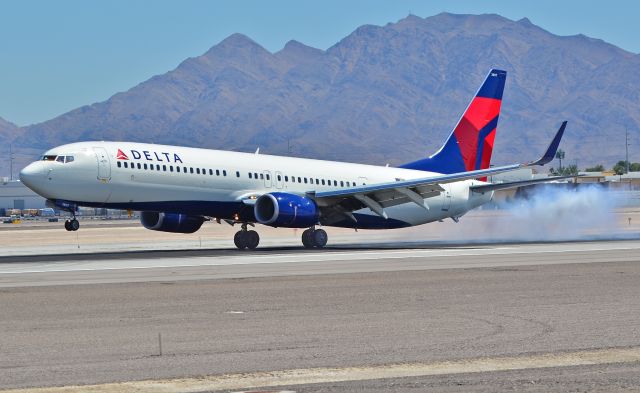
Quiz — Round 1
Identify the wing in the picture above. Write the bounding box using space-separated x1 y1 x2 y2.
310 121 567 222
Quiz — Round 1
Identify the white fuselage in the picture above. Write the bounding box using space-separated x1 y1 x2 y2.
20 141 493 229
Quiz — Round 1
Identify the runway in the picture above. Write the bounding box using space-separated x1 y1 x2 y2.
1 240 640 391
1 240 639 287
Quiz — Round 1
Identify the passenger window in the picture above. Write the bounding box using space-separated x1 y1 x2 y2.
117 161 122 168
333 180 337 186
254 172 258 179
170 166 173 172
163 165 167 171
340 181 344 187
188 167 193 174
209 169 213 175
196 168 201 175
291 176 295 183
316 179 320 185
321 179 325 185
277 175 282 181
266 174 270 180
137 163 141 169
304 178 308 184
123 162 128 168
223 170 227 176
285 176 289 182
248 173 252 179
143 163 148 170
156 165 160 170
260 173 264 180
297 177 301 183
216 169 220 176
236 171 240 178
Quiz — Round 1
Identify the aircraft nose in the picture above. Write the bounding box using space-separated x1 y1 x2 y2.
19 162 45 190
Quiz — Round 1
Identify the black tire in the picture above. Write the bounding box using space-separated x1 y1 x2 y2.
245 230 260 250
234 231 247 250
313 228 328 248
70 219 80 231
301 229 314 248
64 220 72 231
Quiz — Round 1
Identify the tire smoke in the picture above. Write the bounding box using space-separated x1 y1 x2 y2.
478 185 621 242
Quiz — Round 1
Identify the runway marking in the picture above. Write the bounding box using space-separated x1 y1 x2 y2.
0 243 638 275
5 346 640 393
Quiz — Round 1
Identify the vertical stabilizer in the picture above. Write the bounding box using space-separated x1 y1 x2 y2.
400 69 506 174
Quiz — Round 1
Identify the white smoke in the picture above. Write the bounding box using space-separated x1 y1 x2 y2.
479 185 622 242
389 184 635 244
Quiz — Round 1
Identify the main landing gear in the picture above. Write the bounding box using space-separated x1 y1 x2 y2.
64 217 80 231
302 227 328 249
234 223 260 250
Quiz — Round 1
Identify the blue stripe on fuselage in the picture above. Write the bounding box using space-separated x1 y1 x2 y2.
58 200 412 230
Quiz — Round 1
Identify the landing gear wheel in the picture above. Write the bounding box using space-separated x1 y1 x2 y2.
301 228 328 248
302 229 314 249
69 219 80 231
65 218 79 232
312 229 328 248
245 230 260 250
234 231 247 250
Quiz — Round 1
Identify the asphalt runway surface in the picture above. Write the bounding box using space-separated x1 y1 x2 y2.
1 240 640 392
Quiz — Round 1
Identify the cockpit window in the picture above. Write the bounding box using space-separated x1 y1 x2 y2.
44 155 74 163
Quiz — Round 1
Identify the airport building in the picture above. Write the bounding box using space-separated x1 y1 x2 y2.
0 178 46 211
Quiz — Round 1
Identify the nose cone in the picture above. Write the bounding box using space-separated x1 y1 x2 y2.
20 162 45 192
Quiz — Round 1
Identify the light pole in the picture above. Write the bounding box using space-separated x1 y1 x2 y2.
555 149 565 173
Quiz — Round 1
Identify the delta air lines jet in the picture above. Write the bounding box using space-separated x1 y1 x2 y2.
20 69 566 249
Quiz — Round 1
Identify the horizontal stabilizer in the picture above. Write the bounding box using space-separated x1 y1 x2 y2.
470 175 578 193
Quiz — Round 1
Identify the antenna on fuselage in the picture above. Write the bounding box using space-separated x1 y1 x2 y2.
255 147 260 155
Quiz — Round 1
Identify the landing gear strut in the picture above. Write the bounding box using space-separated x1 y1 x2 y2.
302 227 328 249
234 223 260 250
64 217 80 232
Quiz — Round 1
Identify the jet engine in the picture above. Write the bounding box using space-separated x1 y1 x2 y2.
140 211 204 233
254 192 319 228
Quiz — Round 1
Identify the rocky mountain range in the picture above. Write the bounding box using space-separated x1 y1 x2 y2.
3 12 639 176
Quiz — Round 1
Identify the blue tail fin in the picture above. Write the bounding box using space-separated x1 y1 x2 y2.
400 69 507 174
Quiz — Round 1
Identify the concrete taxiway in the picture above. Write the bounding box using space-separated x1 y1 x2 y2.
1 239 640 392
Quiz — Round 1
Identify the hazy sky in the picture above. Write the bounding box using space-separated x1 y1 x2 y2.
1 0 638 126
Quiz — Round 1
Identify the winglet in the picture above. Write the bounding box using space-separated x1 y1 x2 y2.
527 121 567 166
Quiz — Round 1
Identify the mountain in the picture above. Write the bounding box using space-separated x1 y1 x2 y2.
9 13 640 175
0 117 20 145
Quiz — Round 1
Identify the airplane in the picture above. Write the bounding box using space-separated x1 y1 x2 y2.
19 69 567 250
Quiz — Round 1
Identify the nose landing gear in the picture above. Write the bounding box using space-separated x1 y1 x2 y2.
302 227 328 248
64 217 80 231
234 223 260 250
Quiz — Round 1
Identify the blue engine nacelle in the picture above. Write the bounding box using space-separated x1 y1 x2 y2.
140 211 204 233
254 192 319 228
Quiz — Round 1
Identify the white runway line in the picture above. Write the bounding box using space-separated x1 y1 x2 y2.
5 346 640 393
1 241 639 275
